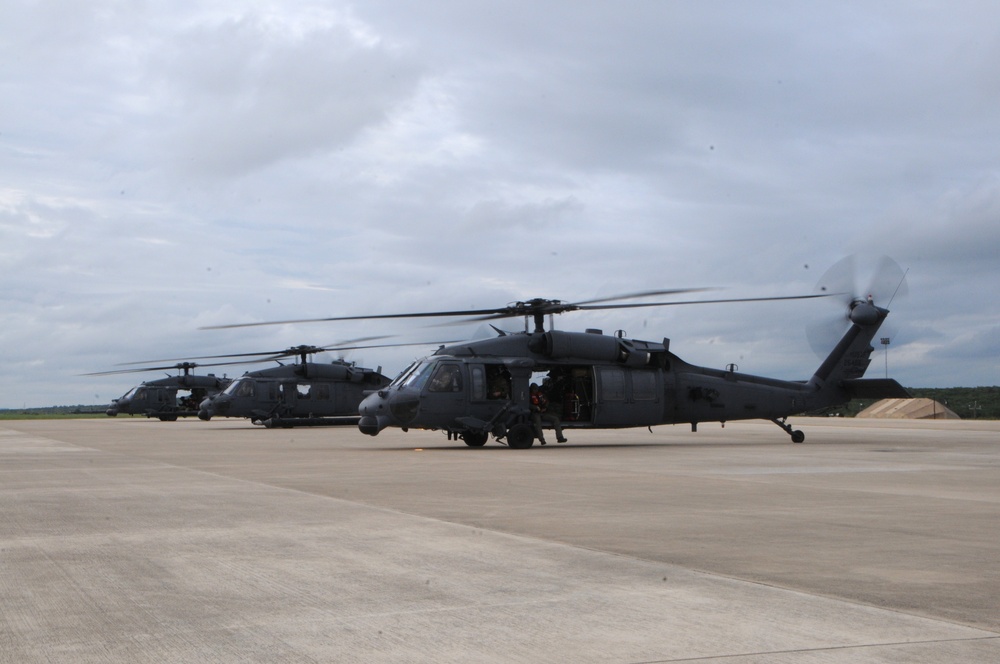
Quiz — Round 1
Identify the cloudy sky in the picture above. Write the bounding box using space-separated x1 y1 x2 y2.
2 1 998 409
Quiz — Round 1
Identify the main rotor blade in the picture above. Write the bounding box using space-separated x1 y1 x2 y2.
200 309 506 330
199 290 713 330
457 292 837 323
574 292 837 310
81 362 203 376
96 337 461 376
569 288 714 307
202 290 835 331
116 336 394 365
319 339 462 353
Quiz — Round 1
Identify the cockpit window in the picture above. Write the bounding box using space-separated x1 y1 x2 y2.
397 361 435 390
428 364 463 392
224 379 255 398
389 361 421 387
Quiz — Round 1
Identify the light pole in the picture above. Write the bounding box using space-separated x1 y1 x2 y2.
880 337 891 378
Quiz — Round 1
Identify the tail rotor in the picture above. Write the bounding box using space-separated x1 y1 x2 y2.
807 255 908 355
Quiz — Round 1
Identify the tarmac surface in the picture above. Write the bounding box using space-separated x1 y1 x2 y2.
2 416 999 663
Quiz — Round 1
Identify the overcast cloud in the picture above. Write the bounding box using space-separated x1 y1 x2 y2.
2 1 998 408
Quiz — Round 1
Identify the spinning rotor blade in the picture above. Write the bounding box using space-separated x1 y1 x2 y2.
98 337 456 376
457 293 833 327
81 362 204 377
807 255 908 355
315 339 461 353
867 255 909 307
203 287 829 331
115 336 394 365
814 255 857 307
200 309 507 330
565 288 714 307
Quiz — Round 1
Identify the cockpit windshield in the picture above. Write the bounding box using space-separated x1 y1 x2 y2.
389 362 420 387
222 379 255 397
391 361 435 390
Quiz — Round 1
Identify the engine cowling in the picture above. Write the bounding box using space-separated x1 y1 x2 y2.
539 330 651 366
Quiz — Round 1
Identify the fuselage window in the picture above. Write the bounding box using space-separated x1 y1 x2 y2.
470 366 486 400
486 365 511 400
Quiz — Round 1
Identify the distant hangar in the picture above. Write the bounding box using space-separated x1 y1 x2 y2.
857 398 959 420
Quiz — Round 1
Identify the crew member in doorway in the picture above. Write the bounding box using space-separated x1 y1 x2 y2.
530 383 567 445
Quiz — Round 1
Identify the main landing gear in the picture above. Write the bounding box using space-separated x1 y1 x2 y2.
771 417 805 443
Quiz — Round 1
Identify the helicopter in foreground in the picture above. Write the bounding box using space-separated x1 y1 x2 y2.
209 258 910 447
87 362 232 421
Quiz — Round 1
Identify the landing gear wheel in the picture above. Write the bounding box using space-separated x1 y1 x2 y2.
462 431 488 447
158 414 178 422
771 417 805 443
505 423 535 449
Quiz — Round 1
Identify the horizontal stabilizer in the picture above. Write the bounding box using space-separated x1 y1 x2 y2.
842 378 911 400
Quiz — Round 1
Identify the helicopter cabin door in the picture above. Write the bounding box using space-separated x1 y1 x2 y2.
419 362 467 423
592 367 662 427
278 382 297 412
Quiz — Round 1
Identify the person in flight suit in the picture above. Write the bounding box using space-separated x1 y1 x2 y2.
530 383 567 445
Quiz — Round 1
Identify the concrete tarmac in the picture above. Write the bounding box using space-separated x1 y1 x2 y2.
2 417 999 662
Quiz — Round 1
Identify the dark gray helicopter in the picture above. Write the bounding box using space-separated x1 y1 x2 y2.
209 259 909 447
193 344 392 427
140 340 454 427
86 362 232 421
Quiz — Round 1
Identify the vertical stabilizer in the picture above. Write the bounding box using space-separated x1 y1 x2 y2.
809 299 888 389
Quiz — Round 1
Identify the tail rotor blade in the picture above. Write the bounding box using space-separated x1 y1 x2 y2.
865 255 908 306
815 254 856 306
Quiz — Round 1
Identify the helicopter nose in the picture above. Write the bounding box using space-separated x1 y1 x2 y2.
358 415 390 436
208 396 229 415
358 392 392 436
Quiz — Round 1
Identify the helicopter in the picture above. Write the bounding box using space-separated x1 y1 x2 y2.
207 258 910 447
194 344 391 427
135 340 455 427
86 362 232 421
